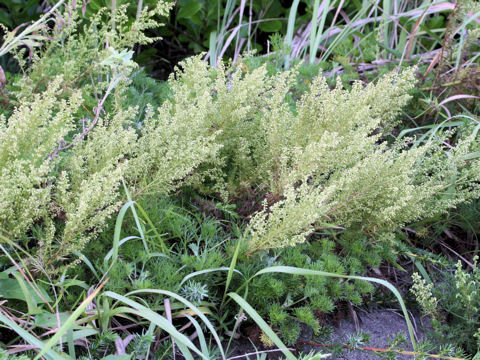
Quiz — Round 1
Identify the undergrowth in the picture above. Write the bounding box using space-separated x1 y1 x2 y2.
0 0 479 359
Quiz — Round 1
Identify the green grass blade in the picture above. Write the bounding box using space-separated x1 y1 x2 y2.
67 329 75 359
319 1 372 62
125 289 226 360
454 32 465 72
184 313 209 355
309 0 320 63
0 313 64 360
135 202 168 252
34 279 108 360
382 0 392 51
103 291 207 359
73 251 100 280
312 0 331 63
209 31 217 67
408 255 432 284
223 239 243 301
130 309 196 360
180 267 243 287
12 271 39 315
106 200 136 270
174 341 195 360
285 0 301 68
228 292 298 360
123 182 149 253
397 120 466 140
104 235 141 269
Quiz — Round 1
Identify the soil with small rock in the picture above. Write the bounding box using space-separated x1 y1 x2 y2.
227 310 429 360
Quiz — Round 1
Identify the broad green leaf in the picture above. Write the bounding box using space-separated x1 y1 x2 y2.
177 0 202 20
0 276 51 304
0 10 13 27
259 20 282 32
0 313 66 360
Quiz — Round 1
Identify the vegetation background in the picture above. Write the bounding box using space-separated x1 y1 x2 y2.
0 0 479 359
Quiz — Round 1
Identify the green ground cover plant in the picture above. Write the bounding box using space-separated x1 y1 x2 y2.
411 257 480 355
0 0 479 359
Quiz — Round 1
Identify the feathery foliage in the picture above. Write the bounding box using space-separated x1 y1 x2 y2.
160 57 480 252
0 1 221 272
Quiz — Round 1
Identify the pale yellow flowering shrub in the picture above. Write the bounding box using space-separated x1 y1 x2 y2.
2 0 480 270
411 272 438 316
260 68 417 193
158 56 282 196
14 1 173 104
137 57 480 253
0 77 82 238
247 182 336 252
0 2 221 272
0 75 141 271
235 65 480 251
127 57 223 196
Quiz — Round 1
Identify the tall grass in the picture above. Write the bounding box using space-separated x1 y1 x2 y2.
0 0 65 58
206 0 478 84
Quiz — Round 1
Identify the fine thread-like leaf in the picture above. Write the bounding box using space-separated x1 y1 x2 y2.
253 266 417 349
